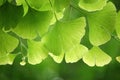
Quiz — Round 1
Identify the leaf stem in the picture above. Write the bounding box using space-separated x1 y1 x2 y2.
49 0 58 21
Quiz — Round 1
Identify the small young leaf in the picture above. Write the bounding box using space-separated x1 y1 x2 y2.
65 44 88 63
83 47 112 67
116 11 120 39
27 40 48 65
79 0 108 12
42 17 86 55
87 2 117 46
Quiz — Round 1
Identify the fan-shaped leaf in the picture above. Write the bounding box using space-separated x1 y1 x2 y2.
0 53 16 65
83 47 112 67
42 17 86 55
87 2 116 46
13 10 52 39
65 44 88 63
27 40 48 65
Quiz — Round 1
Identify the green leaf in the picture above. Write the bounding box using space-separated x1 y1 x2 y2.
116 56 120 63
116 11 120 39
49 52 64 63
87 2 117 46
79 0 108 12
83 47 112 67
0 2 23 30
0 53 16 65
13 10 52 39
27 40 48 65
65 44 88 63
16 0 29 16
26 0 51 11
42 17 86 55
0 30 19 57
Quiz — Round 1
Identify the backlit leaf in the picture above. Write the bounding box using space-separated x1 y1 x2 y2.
65 44 88 63
42 17 86 55
116 56 120 63
83 47 112 67
27 40 48 65
0 30 19 57
49 52 64 63
87 2 116 46
0 53 16 65
13 10 52 39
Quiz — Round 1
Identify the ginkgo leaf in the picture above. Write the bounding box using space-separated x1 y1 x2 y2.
116 56 120 63
0 2 23 30
27 40 48 65
116 11 120 39
87 2 116 46
0 53 16 65
65 44 88 63
0 30 19 57
26 0 51 11
79 0 108 12
49 52 64 63
13 10 52 39
16 0 29 16
83 47 112 67
42 17 86 55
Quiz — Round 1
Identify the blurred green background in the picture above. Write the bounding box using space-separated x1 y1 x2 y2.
0 0 120 80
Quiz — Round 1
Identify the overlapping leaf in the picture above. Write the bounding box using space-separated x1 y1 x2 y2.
27 40 48 65
116 11 120 39
0 30 19 57
42 17 86 55
83 47 112 67
87 2 116 46
79 0 108 12
13 9 52 39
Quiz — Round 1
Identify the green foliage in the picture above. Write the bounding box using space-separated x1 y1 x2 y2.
0 0 120 67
